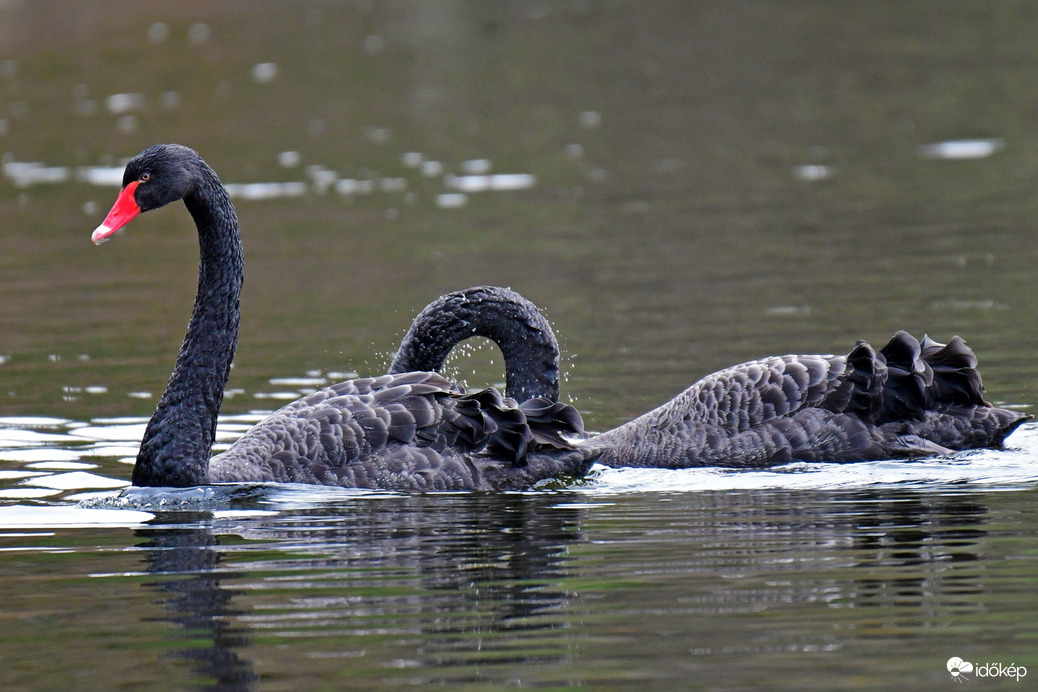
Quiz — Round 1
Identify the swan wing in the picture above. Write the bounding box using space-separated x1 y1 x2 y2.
680 353 850 432
209 371 586 487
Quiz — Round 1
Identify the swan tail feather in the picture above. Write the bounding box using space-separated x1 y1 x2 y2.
919 334 986 406
874 331 999 419
874 331 935 422
869 332 1030 447
838 339 886 420
479 395 587 467
517 397 586 449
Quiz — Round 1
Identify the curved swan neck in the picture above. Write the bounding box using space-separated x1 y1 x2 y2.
132 168 242 487
388 286 561 402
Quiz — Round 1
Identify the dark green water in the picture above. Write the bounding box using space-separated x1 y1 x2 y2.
2 2 1037 689
2 488 1037 691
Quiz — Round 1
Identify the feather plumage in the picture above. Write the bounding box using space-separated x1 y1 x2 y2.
590 331 1028 468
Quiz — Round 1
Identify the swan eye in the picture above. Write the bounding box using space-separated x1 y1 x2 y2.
140 172 151 183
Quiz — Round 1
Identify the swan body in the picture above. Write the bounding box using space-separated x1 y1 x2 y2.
387 290 1028 468
382 292 1027 467
588 331 1029 467
209 371 588 491
93 144 590 491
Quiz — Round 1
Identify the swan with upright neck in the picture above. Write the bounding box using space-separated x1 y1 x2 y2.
92 144 591 491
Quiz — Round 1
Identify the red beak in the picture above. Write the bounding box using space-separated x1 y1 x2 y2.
92 180 141 245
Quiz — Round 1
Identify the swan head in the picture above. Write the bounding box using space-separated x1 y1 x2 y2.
92 144 206 245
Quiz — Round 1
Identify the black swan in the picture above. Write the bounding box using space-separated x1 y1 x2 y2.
383 273 1029 470
387 285 562 403
586 331 1029 467
91 144 591 491
391 290 1030 467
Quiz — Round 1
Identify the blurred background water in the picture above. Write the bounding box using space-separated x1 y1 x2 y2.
1 2 1037 689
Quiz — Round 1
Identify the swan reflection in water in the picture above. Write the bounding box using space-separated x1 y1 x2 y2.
132 490 992 689
134 492 587 690
138 513 258 689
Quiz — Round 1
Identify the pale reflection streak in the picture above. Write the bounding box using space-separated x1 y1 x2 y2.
2 154 538 207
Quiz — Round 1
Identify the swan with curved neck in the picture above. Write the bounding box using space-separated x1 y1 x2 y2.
397 296 1030 466
391 289 1029 465
92 144 591 491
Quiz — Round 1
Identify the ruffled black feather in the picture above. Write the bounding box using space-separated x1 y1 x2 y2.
590 331 1029 468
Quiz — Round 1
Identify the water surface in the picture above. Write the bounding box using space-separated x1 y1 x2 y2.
2 2 1038 689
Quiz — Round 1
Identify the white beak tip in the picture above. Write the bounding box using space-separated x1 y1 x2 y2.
91 224 115 245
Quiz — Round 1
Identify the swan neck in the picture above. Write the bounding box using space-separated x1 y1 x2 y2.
133 174 242 487
389 287 560 401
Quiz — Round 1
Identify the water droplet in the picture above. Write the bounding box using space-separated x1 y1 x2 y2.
307 166 338 193
379 177 407 192
159 91 181 110
363 125 391 145
792 164 833 181
116 115 138 135
462 159 491 174
919 138 1004 160
335 179 374 196
105 93 145 114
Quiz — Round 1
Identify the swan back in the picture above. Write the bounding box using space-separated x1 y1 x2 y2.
590 332 1028 468
208 371 590 490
